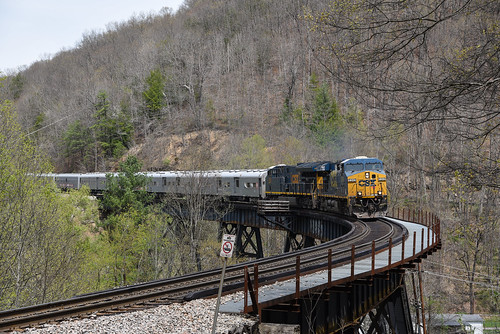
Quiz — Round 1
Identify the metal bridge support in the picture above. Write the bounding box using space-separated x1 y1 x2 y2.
219 205 351 257
255 211 310 254
220 222 264 258
359 285 414 334
284 231 316 253
261 270 415 334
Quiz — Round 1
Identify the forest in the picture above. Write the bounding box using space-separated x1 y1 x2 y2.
0 0 498 320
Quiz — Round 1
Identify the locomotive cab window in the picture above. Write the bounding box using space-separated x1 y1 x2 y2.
345 163 364 171
365 162 382 170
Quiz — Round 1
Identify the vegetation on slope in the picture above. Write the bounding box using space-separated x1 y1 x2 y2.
0 0 498 317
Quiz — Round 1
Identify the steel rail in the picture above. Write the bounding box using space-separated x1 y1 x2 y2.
0 211 406 332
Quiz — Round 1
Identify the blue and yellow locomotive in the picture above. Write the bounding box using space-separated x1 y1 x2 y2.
265 157 388 218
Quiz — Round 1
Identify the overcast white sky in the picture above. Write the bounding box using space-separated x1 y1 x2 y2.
0 0 185 73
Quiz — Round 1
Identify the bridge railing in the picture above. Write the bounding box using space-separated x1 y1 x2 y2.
241 209 442 315
389 207 441 242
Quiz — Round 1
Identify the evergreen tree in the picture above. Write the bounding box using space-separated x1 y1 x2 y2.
142 69 165 118
9 73 24 100
281 76 343 147
309 83 342 146
93 91 114 157
100 156 153 223
62 120 92 171
92 91 133 160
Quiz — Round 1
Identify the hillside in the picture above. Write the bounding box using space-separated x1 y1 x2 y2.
3 0 358 172
1 0 499 315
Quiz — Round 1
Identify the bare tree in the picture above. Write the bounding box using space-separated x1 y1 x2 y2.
306 0 500 316
162 171 230 274
447 170 499 313
0 99 89 309
307 0 499 186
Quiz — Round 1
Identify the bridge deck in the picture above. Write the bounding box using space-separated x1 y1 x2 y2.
220 218 436 314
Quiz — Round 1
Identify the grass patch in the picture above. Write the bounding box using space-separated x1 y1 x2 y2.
484 315 500 333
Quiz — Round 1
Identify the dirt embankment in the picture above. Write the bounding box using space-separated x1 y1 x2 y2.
125 130 230 171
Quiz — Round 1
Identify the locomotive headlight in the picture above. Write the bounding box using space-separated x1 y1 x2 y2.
357 191 362 197
377 190 382 196
365 172 369 179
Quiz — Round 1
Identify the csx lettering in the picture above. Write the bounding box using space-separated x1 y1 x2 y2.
358 180 376 187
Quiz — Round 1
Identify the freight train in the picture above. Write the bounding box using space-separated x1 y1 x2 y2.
44 156 387 218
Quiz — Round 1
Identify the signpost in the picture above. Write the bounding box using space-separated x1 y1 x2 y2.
220 234 235 258
212 234 236 334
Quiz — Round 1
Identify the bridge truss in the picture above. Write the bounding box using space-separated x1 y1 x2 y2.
219 204 440 334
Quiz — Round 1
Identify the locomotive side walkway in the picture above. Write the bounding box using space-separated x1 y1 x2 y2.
220 217 439 314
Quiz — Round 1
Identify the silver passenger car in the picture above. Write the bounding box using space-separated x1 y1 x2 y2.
147 169 268 200
44 169 269 200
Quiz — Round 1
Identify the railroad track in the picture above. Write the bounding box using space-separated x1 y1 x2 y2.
0 212 405 332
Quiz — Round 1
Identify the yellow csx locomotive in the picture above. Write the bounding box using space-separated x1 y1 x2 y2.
265 157 388 218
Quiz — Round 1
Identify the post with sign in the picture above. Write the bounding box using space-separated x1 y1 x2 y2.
211 234 236 334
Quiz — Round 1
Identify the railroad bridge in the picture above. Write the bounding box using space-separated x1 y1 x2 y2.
0 204 440 334
216 204 440 334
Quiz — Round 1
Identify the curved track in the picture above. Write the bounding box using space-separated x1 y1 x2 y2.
0 211 410 332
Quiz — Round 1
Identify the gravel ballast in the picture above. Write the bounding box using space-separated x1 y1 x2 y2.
20 293 258 334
